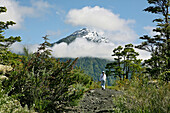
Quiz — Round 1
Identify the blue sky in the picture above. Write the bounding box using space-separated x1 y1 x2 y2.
0 0 156 59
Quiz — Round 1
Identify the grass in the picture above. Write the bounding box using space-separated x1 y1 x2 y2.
106 86 115 89
112 77 170 113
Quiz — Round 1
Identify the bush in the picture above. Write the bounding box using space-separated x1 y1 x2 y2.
0 80 35 113
113 77 170 113
5 36 94 112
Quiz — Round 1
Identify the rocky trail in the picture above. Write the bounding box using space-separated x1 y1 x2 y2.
65 88 123 113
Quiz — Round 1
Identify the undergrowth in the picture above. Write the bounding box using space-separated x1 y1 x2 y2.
112 77 170 113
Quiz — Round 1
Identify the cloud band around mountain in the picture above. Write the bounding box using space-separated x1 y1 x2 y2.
10 38 151 61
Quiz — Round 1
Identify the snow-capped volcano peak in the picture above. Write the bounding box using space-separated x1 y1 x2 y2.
71 28 109 43
52 28 109 45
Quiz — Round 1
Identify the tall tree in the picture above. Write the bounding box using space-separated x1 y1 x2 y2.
106 46 123 80
136 0 170 81
122 44 141 79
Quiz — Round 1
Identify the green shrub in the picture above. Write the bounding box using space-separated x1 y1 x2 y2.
5 36 93 112
89 81 101 89
0 79 35 113
113 77 170 113
68 83 87 106
0 94 35 113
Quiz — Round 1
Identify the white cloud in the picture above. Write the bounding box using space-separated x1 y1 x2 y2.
51 38 115 59
67 6 123 31
10 42 24 54
9 39 114 60
66 6 137 43
0 0 34 29
10 42 39 54
0 0 52 29
51 38 151 60
104 29 137 43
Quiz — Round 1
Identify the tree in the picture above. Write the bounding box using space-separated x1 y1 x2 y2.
0 6 21 65
122 44 142 79
136 0 170 81
106 46 123 79
106 44 142 80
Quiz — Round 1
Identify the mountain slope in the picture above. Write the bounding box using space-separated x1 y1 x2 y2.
51 28 109 45
59 57 114 85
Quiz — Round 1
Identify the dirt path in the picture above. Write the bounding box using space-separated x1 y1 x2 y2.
66 88 123 113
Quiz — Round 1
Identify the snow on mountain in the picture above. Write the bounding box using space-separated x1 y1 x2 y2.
75 28 109 43
52 28 109 45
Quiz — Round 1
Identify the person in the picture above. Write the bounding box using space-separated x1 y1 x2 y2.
100 71 106 90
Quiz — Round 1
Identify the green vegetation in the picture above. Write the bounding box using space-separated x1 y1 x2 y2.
0 0 169 112
0 6 95 112
112 77 170 113
0 76 35 112
59 57 114 85
0 7 21 65
0 6 34 112
106 44 143 80
59 57 110 80
108 0 170 112
136 0 170 81
4 36 94 112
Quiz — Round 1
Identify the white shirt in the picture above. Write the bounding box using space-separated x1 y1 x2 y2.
100 73 106 81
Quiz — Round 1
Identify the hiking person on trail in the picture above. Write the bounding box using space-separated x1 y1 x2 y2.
100 71 106 90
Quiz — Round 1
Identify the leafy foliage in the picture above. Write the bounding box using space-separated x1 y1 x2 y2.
0 80 35 113
0 6 34 112
111 1 170 112
0 6 21 65
106 44 143 80
4 36 93 112
0 1 169 112
0 6 94 112
136 0 170 81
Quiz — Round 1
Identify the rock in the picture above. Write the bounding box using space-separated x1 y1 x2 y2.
0 75 8 80
90 89 95 93
0 64 13 74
